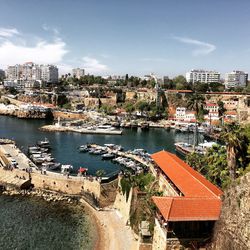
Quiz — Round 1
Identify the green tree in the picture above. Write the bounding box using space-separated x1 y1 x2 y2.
220 123 249 179
187 93 205 122
123 102 135 115
173 75 186 85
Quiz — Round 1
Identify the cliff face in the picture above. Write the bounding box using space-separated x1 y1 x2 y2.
210 173 250 250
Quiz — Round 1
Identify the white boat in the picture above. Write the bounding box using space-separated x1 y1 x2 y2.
42 162 61 171
79 145 89 152
97 125 116 131
102 153 115 160
37 138 51 148
61 164 73 174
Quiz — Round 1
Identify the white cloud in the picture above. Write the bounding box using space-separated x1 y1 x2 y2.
82 56 108 73
0 28 20 37
173 36 216 56
0 26 68 68
0 40 68 67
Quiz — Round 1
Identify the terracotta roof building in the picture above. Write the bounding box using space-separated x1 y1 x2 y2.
150 150 223 249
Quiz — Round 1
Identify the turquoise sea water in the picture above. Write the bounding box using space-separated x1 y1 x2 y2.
0 195 96 250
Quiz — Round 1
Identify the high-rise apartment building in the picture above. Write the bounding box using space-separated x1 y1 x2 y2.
72 68 85 79
225 70 248 89
40 65 58 83
186 69 220 84
5 62 58 83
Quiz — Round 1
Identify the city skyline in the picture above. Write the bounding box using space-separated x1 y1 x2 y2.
0 0 250 77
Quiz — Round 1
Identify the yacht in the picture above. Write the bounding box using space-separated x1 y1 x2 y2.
97 125 116 130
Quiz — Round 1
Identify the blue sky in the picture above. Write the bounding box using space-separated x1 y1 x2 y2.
0 0 250 77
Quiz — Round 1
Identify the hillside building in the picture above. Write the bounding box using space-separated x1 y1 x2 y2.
186 69 220 84
225 71 248 89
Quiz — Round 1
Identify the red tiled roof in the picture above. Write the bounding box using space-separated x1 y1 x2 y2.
206 103 218 107
151 151 223 198
167 90 193 93
225 111 237 115
152 196 221 221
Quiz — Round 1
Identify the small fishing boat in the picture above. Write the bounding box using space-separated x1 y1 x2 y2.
37 138 51 148
102 153 115 160
79 145 89 152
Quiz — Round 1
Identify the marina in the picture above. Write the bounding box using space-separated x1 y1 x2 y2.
0 115 194 176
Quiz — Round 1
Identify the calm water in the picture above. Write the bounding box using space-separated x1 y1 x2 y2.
0 115 194 250
0 115 194 176
0 195 96 250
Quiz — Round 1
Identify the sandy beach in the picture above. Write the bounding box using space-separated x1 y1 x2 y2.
83 201 138 250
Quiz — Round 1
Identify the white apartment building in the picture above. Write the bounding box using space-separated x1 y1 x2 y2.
40 65 58 83
225 70 248 89
186 69 220 84
72 68 85 79
175 107 186 120
6 63 58 84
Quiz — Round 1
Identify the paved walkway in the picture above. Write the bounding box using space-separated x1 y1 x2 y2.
95 209 139 250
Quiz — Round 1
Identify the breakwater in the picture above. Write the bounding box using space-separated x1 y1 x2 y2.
40 124 123 135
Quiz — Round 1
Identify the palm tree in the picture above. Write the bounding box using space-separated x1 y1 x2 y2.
187 93 205 146
187 93 205 121
220 123 248 179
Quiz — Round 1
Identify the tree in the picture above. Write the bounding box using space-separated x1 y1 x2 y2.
187 93 205 122
209 82 225 92
193 82 209 93
186 145 230 188
135 100 149 112
220 123 249 179
123 102 135 115
218 100 226 125
173 75 186 85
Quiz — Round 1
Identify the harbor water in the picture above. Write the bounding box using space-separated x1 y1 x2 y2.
0 194 96 250
0 116 195 176
0 115 197 250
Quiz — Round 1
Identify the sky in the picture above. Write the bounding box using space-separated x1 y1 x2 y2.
0 0 250 77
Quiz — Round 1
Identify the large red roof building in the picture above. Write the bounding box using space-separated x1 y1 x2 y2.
150 150 223 250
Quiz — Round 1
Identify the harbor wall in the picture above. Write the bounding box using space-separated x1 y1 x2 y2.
0 167 101 198
30 172 101 198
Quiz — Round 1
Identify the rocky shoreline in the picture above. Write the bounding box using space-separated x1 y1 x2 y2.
1 187 88 204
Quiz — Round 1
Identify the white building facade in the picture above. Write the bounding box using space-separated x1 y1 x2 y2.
72 68 85 79
5 62 58 84
225 71 248 89
186 69 220 84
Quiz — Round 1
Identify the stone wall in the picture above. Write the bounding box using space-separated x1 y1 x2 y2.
113 184 133 224
210 173 250 250
158 174 179 197
30 172 101 198
152 219 167 250
0 167 101 198
52 111 87 120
